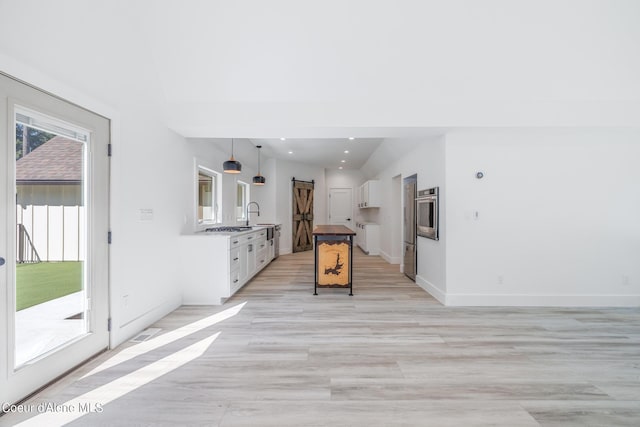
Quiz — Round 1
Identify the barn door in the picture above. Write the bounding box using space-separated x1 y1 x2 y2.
292 178 314 253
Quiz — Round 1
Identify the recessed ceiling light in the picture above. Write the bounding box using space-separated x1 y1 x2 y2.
288 151 293 154
339 167 343 170
348 137 355 140
341 160 346 163
280 137 286 141
344 150 349 154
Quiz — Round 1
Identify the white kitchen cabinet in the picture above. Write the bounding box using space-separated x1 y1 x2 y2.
356 222 380 255
358 180 380 208
245 241 256 279
181 227 274 305
256 237 269 271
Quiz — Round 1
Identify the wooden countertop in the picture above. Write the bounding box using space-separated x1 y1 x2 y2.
312 225 356 236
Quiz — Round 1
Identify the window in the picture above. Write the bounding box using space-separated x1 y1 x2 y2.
197 166 220 225
236 180 250 221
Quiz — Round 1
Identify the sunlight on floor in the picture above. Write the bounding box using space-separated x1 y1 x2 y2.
82 301 247 379
14 333 219 427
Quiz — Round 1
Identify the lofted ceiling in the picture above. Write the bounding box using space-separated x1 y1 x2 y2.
1 0 637 172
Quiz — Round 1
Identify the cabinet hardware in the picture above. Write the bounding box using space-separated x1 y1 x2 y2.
233 279 239 283
233 257 239 261
233 240 239 244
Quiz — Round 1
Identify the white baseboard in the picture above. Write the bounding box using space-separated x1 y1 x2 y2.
445 293 640 307
415 275 446 305
110 295 182 348
380 250 401 265
414 276 639 307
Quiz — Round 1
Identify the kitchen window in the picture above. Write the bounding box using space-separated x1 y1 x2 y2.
197 166 220 225
236 180 250 221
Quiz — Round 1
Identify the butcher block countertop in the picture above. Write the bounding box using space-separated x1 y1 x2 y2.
312 225 356 236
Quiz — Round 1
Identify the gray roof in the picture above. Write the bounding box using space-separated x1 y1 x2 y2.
16 136 83 183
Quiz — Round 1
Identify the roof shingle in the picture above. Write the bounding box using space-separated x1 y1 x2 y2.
16 136 83 182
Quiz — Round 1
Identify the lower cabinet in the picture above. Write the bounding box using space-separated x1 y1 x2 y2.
356 222 380 255
230 267 242 295
181 228 274 305
244 242 255 281
256 238 269 269
228 233 269 299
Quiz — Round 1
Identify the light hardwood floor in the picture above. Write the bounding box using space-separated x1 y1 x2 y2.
2 250 639 426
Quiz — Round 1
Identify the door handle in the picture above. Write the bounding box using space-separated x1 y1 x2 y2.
0 257 5 266
346 218 351 221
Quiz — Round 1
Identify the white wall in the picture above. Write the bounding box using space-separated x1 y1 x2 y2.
274 159 326 254
109 124 186 346
253 157 278 224
445 129 640 306
363 137 447 296
180 138 269 232
367 130 640 307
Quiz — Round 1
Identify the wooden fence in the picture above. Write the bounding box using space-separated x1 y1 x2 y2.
16 205 85 262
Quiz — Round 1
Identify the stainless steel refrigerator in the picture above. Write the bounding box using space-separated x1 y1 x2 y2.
403 174 417 280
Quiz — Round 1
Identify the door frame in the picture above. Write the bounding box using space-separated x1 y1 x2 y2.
390 175 402 264
1 72 111 405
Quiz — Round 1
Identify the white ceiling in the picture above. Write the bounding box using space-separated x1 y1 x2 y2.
143 1 640 162
201 137 384 170
1 0 637 172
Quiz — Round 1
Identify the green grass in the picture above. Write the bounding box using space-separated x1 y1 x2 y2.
16 262 83 311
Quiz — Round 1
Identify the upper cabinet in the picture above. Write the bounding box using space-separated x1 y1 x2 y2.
358 180 380 208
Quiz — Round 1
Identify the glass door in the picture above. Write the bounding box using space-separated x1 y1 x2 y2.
0 73 110 405
14 106 91 367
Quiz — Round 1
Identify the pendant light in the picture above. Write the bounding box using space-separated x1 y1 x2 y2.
252 145 266 185
223 138 242 173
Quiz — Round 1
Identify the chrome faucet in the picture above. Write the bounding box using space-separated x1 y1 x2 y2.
245 201 260 226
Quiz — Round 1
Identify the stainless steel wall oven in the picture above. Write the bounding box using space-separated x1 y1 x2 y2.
416 187 439 240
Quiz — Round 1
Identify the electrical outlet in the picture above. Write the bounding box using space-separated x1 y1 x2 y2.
123 294 129 307
622 275 630 286
497 275 504 285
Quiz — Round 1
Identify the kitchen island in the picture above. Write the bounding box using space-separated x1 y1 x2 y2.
312 225 356 296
